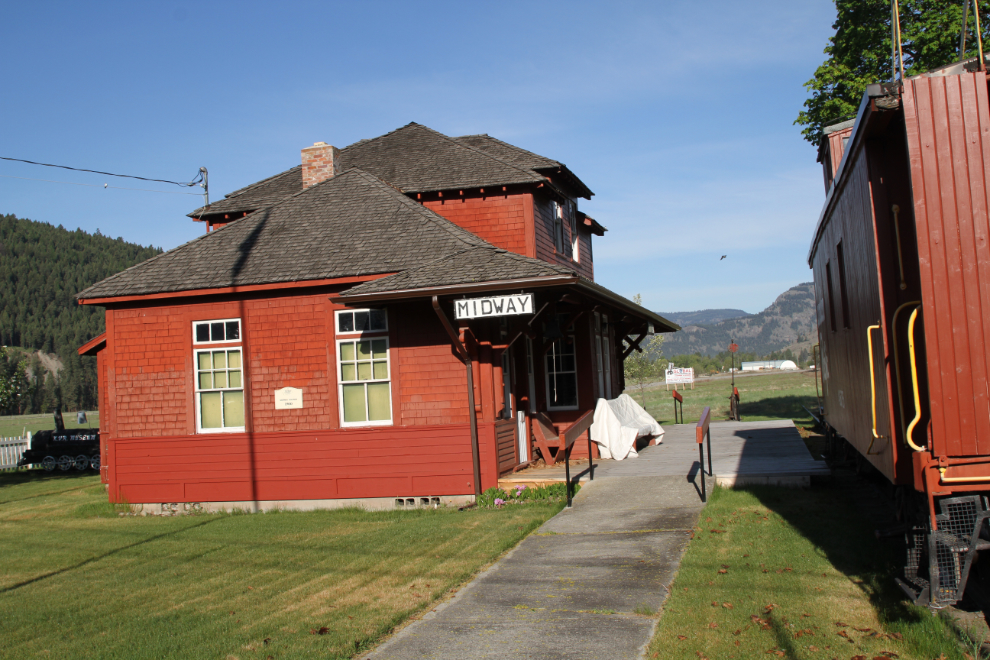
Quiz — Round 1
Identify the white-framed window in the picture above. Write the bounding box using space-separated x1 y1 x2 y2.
552 201 564 253
570 202 580 263
193 318 240 344
194 344 245 433
336 309 387 334
545 317 578 410
335 308 392 426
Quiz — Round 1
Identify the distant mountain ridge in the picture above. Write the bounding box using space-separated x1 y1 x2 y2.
659 309 751 327
660 283 816 357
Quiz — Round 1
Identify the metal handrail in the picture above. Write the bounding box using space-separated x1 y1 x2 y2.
562 409 596 507
696 406 712 502
891 300 922 439
866 323 884 454
905 306 927 451
672 389 683 424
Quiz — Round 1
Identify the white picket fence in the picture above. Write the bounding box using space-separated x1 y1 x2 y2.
1 435 29 470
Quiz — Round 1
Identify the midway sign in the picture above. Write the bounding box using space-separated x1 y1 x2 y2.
454 293 534 320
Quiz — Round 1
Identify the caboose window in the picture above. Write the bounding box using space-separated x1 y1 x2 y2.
837 241 851 329
825 261 837 332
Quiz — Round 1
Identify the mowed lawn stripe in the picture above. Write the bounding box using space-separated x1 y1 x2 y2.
0 471 562 659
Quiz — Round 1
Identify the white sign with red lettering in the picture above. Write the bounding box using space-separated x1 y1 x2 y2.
665 366 694 385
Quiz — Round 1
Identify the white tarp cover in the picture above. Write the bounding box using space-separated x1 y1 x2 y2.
589 394 664 461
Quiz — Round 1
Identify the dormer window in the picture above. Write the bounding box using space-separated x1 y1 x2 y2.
552 201 565 253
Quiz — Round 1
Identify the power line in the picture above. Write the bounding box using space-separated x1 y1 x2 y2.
0 174 203 195
0 155 203 188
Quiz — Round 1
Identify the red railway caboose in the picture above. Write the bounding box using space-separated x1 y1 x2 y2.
811 58 990 608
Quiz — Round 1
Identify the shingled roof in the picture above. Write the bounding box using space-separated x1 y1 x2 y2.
190 123 591 217
79 169 491 300
339 245 577 297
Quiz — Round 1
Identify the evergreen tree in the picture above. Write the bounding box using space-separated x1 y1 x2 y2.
0 213 161 413
797 0 990 145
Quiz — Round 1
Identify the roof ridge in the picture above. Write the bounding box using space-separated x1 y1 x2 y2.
455 134 560 168
350 170 493 250
417 125 548 184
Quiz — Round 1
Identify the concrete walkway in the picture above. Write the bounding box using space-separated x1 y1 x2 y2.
364 470 704 660
365 420 828 659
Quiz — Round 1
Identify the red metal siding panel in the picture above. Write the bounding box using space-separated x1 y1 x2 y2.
903 73 990 457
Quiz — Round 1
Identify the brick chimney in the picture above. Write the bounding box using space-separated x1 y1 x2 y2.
301 142 341 188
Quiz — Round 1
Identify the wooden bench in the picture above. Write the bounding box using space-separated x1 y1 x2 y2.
532 410 595 467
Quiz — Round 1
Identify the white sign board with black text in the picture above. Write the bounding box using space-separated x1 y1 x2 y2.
454 293 534 320
274 387 303 410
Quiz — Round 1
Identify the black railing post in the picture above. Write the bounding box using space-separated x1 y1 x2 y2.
565 447 572 507
587 433 594 481
699 442 706 502
707 428 713 476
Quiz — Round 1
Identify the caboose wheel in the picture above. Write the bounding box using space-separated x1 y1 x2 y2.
89 455 100 471
74 455 89 471
41 456 56 472
57 455 73 471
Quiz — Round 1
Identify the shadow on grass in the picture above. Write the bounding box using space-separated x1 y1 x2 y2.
0 469 99 504
0 515 223 595
738 394 817 423
741 483 939 649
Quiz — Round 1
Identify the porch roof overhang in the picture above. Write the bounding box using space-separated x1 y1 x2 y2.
331 274 680 334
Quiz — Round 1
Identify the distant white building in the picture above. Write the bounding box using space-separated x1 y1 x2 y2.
740 359 798 371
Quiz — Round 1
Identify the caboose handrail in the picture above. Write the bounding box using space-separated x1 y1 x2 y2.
866 324 885 454
905 306 927 451
891 300 922 439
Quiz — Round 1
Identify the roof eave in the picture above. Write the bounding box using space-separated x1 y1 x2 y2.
331 274 581 305
571 281 680 333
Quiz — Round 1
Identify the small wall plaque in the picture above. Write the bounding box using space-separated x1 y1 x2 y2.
275 387 303 410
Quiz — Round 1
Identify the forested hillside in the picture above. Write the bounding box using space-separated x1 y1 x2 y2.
0 213 161 414
658 308 751 327
660 283 816 358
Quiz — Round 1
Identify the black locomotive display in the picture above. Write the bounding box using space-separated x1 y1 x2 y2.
17 411 100 472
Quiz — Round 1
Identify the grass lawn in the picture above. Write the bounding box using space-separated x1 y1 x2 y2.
628 370 821 428
0 412 101 439
648 483 968 660
0 471 564 659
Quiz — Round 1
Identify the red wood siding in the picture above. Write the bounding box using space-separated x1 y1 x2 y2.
423 193 528 255
533 193 594 280
393 301 470 426
110 423 499 504
903 72 990 457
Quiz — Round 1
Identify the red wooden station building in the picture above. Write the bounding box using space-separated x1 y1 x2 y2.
77 123 677 511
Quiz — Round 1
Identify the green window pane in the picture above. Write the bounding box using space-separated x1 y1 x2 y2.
198 353 212 370
341 363 356 381
367 383 391 421
198 373 213 390
373 361 388 379
340 342 355 361
371 339 387 358
342 384 367 422
228 351 241 368
214 371 228 388
200 392 222 428
213 351 226 369
229 371 241 388
223 391 244 427
358 340 372 358
357 362 372 381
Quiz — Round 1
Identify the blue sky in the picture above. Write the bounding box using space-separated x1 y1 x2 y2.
0 1 837 314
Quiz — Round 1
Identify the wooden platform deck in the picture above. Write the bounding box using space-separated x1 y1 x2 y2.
501 419 830 489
